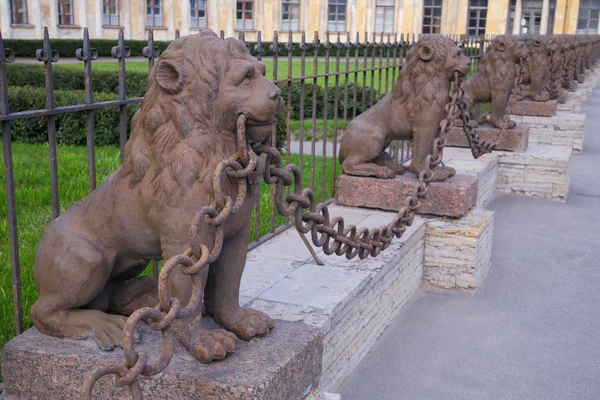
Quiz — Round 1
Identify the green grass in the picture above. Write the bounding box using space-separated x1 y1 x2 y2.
57 59 400 92
0 142 340 371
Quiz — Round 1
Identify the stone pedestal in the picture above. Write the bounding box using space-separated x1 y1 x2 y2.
442 148 498 209
446 124 529 152
335 173 478 218
496 145 571 203
424 209 494 290
510 111 586 153
2 321 323 400
512 99 558 117
240 205 427 390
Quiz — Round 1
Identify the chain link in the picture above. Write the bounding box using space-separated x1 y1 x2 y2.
81 114 258 399
459 58 523 159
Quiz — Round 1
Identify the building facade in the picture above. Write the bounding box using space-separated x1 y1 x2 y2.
1 0 598 42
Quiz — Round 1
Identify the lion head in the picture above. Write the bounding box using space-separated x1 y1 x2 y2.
477 35 528 82
393 35 470 115
120 31 283 205
525 36 555 70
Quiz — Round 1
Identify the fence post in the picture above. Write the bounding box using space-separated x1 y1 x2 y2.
76 27 99 192
36 26 61 220
0 32 24 335
111 27 130 162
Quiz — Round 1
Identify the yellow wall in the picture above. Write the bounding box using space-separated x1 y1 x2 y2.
0 0 590 40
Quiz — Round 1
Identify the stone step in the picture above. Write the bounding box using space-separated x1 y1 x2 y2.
510 111 586 154
445 124 529 152
495 145 571 203
2 320 322 400
511 99 558 117
335 173 478 218
241 205 427 390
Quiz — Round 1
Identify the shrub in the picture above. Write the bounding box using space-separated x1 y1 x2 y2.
6 64 149 97
7 86 139 145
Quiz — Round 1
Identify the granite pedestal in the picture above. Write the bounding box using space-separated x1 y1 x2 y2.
2 320 322 400
335 173 478 218
445 124 529 152
511 99 557 117
510 111 586 153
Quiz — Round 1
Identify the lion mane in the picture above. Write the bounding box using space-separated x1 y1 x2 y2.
119 34 253 207
392 35 456 116
476 36 519 83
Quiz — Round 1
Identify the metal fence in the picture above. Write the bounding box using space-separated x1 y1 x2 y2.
0 27 492 338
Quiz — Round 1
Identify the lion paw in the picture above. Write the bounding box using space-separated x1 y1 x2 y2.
217 307 275 341
178 328 237 364
431 166 456 182
375 166 397 179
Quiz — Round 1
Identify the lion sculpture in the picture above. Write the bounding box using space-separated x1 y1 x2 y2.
519 36 558 102
31 31 283 363
561 36 578 91
339 35 471 181
461 35 528 129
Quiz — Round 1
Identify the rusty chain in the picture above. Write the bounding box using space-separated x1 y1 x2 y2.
253 75 462 261
460 59 523 159
81 114 257 399
82 75 463 398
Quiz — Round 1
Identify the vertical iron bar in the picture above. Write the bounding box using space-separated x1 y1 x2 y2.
77 28 97 192
253 32 263 241
311 32 319 191
321 33 330 202
112 28 129 162
370 34 376 107
362 33 368 113
270 31 280 232
299 32 306 167
331 33 341 196
175 29 180 39
37 27 60 219
353 33 359 119
343 32 350 129
377 33 383 101
285 34 294 197
1 33 23 335
384 33 391 96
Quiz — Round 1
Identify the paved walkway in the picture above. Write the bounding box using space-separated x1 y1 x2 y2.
339 89 600 399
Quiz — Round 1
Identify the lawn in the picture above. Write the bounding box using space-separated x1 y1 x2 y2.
57 59 402 93
0 142 340 371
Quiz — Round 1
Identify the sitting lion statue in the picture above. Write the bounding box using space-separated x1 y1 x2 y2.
461 35 528 129
31 31 283 363
519 36 558 102
339 35 471 181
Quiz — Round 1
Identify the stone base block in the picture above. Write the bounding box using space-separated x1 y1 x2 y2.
424 209 494 290
556 99 582 114
511 111 586 153
446 124 529 152
511 99 557 117
240 205 426 390
442 147 498 209
496 145 571 203
335 173 477 218
2 320 322 400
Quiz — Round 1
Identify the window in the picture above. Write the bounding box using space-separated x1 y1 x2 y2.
375 0 394 33
236 0 254 30
103 0 119 26
9 0 28 24
281 0 300 31
577 0 600 34
58 0 74 25
147 0 162 27
190 0 207 29
422 0 442 34
468 0 487 36
328 0 347 32
506 0 516 33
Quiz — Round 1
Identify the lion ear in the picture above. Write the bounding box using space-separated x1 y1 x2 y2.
495 40 507 52
155 59 186 95
533 38 542 47
419 45 433 61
